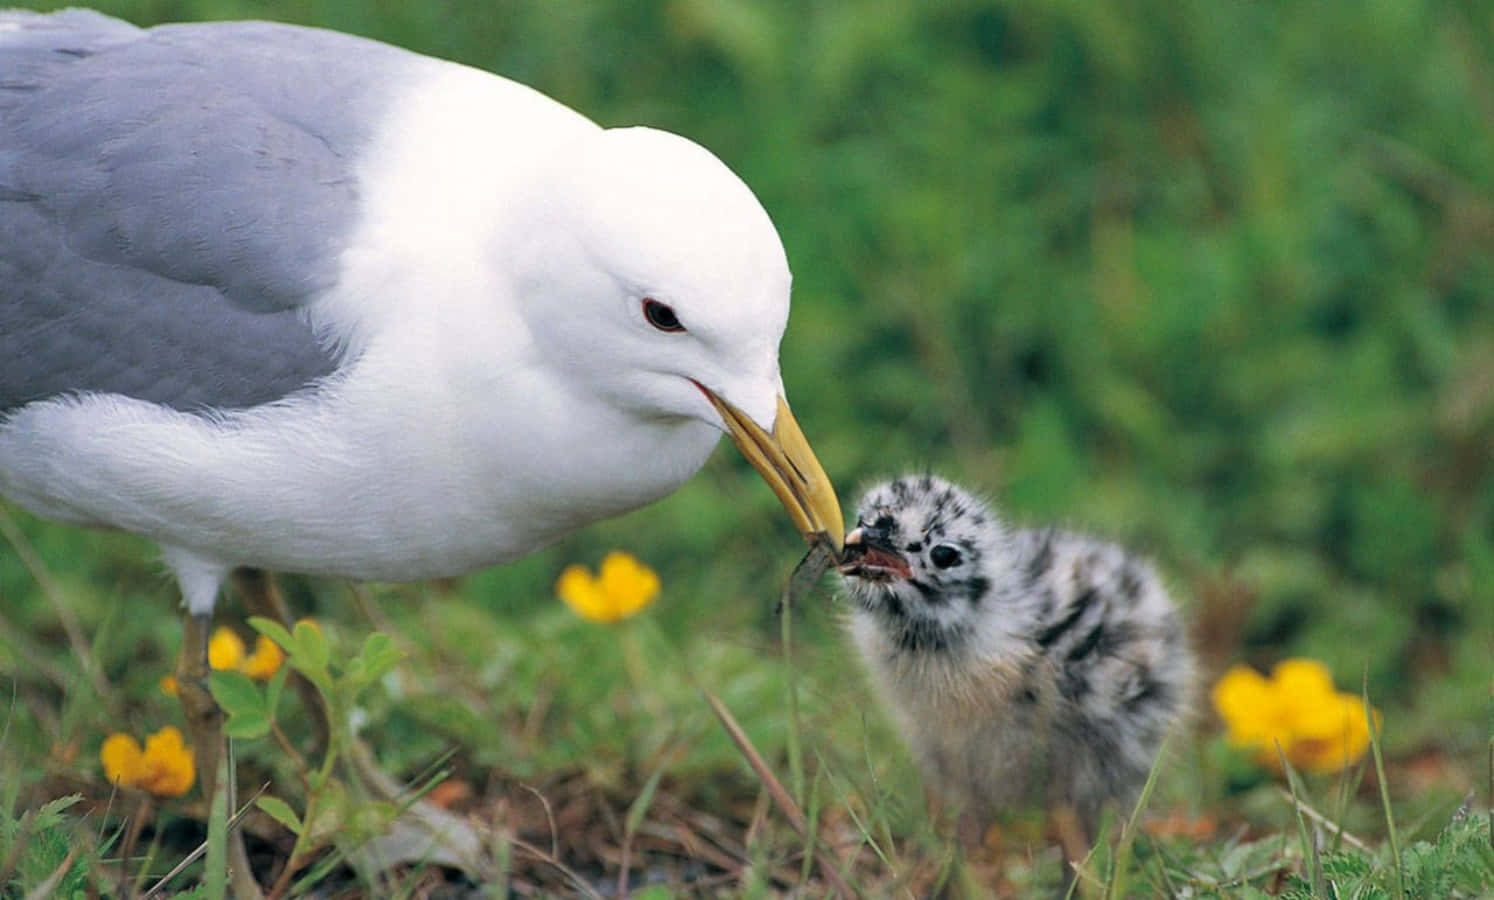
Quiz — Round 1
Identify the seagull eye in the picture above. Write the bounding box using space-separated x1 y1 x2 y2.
643 299 685 333
930 544 962 569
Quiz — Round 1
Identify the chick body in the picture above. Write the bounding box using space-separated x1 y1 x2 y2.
839 475 1192 835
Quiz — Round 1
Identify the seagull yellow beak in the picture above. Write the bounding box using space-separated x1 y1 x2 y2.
701 390 844 551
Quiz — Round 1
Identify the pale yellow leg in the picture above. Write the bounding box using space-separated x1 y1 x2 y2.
176 609 263 899
176 611 222 799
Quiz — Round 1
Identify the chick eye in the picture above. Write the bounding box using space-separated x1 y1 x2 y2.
643 298 685 333
929 544 962 569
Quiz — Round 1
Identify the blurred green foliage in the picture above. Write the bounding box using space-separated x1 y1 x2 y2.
3 0 1491 812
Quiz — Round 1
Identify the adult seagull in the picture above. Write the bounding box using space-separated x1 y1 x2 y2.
0 8 842 795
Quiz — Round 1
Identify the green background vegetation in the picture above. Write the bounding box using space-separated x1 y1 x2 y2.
2 0 1491 895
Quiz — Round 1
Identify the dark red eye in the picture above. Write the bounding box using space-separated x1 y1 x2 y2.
643 298 684 333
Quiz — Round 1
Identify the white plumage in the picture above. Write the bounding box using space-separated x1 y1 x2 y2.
0 12 842 619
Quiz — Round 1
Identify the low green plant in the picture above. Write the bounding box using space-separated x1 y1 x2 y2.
0 793 95 898
1279 809 1493 899
207 618 405 896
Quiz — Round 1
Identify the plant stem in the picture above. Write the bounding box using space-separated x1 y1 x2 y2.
1365 678 1404 900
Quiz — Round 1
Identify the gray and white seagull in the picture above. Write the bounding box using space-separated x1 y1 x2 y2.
0 7 842 792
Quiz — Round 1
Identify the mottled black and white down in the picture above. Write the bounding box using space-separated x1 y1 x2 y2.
838 474 1193 834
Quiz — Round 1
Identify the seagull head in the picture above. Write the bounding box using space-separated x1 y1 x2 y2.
506 126 843 548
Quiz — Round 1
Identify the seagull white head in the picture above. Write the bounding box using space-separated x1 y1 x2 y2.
507 126 843 548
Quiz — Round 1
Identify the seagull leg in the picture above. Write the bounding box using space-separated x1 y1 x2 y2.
163 547 230 800
232 568 330 753
164 548 262 899
176 609 223 797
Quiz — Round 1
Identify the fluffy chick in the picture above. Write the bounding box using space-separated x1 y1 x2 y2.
838 474 1193 839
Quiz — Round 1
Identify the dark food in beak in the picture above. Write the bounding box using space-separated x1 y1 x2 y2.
837 525 912 580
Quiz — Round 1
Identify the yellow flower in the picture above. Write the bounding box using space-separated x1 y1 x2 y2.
1211 658 1379 774
101 733 144 787
557 551 660 624
100 726 195 797
208 626 247 671
193 626 289 682
1210 665 1278 746
240 634 286 680
1292 693 1375 772
162 619 299 695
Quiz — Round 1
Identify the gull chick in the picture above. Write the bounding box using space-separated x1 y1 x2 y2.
838 475 1192 842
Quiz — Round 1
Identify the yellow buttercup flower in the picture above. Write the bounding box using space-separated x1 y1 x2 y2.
1210 665 1278 745
240 634 287 680
1292 693 1374 772
557 551 660 624
100 726 195 797
207 626 247 671
1211 658 1378 774
162 626 288 695
100 733 145 786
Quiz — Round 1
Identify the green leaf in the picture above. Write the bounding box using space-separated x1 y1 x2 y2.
208 671 263 720
30 794 82 830
226 710 270 740
347 632 403 688
291 620 330 672
247 616 293 651
256 795 302 835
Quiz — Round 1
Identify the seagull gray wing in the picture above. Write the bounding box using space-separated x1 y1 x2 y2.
0 11 418 413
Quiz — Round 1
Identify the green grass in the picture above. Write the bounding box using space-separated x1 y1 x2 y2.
1 517 1489 895
3 0 1493 895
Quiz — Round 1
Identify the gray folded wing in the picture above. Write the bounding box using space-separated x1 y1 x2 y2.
0 11 421 413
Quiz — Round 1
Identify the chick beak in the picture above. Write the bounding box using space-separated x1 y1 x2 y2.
699 389 844 551
837 524 911 579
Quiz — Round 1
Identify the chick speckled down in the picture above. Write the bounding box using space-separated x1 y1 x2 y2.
838 474 1193 834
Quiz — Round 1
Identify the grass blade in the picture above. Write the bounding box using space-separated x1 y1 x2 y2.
203 754 228 900
1276 741 1324 897
1365 675 1404 900
1105 735 1170 899
779 599 805 807
1275 787 1371 853
618 754 670 898
701 688 859 898
140 783 266 900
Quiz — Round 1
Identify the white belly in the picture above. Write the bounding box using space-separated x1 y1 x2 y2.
0 347 720 580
